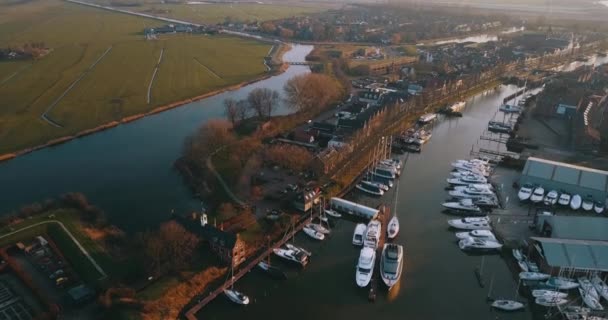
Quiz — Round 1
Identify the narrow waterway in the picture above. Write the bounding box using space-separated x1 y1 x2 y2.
0 44 314 232
198 84 535 320
419 26 525 46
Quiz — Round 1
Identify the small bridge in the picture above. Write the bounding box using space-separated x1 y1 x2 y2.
285 61 314 65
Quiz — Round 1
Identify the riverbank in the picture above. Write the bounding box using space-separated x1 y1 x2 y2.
0 43 291 165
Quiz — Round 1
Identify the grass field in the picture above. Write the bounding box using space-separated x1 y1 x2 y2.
0 0 271 154
88 1 324 24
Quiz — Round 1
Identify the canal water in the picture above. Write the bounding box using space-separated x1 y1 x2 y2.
0 45 314 232
199 84 535 320
420 26 525 46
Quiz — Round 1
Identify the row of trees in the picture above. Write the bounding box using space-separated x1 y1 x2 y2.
223 88 279 125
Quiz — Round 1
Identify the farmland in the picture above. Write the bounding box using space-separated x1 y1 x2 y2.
0 0 271 154
86 1 325 24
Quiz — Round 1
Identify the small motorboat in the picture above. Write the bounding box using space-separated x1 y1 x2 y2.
491 299 525 311
442 198 482 213
545 277 579 290
285 243 312 257
544 190 559 206
499 104 522 113
257 261 286 279
387 216 399 239
474 197 499 209
224 289 250 305
356 247 376 288
591 275 608 301
578 278 600 300
446 173 487 185
363 220 382 249
306 223 330 235
458 238 502 251
532 290 568 299
352 223 366 246
455 229 496 241
512 249 523 261
447 218 491 230
582 196 594 211
594 201 605 214
449 185 495 199
418 113 437 124
356 183 384 196
459 216 490 223
579 287 604 310
303 226 325 240
527 261 539 273
558 192 571 206
361 180 389 191
535 296 568 307
325 209 342 218
380 243 404 289
570 194 582 210
519 272 550 281
518 184 533 201
530 186 545 203
273 247 309 266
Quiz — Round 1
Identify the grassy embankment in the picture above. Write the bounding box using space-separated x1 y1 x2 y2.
0 209 116 286
86 1 323 24
0 0 271 155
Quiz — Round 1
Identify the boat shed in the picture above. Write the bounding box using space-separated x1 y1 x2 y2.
519 157 608 201
535 215 608 241
531 237 608 272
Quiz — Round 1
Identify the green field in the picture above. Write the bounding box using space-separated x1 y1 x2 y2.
0 0 271 154
89 1 324 24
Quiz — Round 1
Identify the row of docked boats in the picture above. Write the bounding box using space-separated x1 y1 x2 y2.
356 158 402 197
447 217 504 252
518 184 605 213
443 158 498 215
512 248 608 310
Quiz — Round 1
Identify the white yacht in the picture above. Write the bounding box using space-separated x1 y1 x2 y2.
380 243 404 289
448 101 466 113
363 220 382 249
499 104 522 113
544 190 559 206
579 278 600 300
224 289 250 305
380 159 402 170
452 162 490 173
352 223 366 246
306 223 330 235
453 167 490 178
545 277 579 290
518 184 533 201
582 196 594 211
447 218 491 230
273 247 309 267
570 194 582 210
325 209 342 218
579 287 604 310
449 185 495 199
535 296 568 307
450 171 486 180
458 237 502 251
530 186 545 203
532 290 568 299
356 183 384 196
491 300 525 311
442 198 482 213
361 180 389 192
387 216 399 239
355 247 376 287
591 275 608 301
447 174 488 186
455 230 497 241
519 272 550 281
285 243 312 257
303 226 325 240
558 192 571 206
594 201 605 214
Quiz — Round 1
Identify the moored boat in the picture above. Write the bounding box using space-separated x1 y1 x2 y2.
570 194 582 210
530 186 545 203
285 243 312 257
558 192 571 206
224 289 250 305
535 296 568 307
458 237 502 251
512 248 523 261
356 247 376 287
361 180 389 192
448 218 491 230
591 275 608 301
257 260 287 279
380 243 404 289
325 209 342 218
363 220 381 249
519 272 550 281
418 113 437 124
518 184 533 201
491 299 525 311
544 190 559 206
356 183 384 196
306 223 330 235
455 229 496 241
352 223 366 246
387 216 399 239
273 247 309 266
303 226 325 240
499 104 522 113
442 198 482 213
532 290 568 299
579 287 604 310
582 196 594 211
579 278 600 300
545 277 579 290
594 201 605 214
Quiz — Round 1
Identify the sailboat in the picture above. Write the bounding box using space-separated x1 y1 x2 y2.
388 177 400 240
224 264 250 305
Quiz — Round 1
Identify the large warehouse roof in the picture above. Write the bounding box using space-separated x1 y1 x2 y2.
522 157 608 193
537 215 608 241
533 237 608 272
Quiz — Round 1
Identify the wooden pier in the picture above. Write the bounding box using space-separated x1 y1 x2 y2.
184 213 316 320
368 205 390 302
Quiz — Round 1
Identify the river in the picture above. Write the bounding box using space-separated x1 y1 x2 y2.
0 44 314 232
198 84 533 320
419 27 525 46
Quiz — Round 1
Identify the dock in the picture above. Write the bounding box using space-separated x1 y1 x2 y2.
368 205 390 302
184 212 316 319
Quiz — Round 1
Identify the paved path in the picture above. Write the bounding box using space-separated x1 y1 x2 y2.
0 220 108 280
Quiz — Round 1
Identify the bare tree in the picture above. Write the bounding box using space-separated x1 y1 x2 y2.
236 100 249 121
284 73 342 113
223 98 239 125
247 88 279 118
